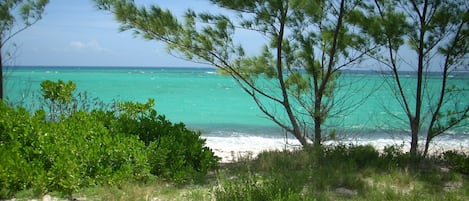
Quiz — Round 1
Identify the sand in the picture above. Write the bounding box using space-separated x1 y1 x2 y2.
204 136 469 163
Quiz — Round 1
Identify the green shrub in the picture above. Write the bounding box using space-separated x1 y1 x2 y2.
0 103 48 197
0 102 150 198
255 149 311 173
35 80 114 121
318 144 380 170
381 144 412 169
214 172 314 201
113 99 219 183
37 81 219 184
0 80 221 197
40 80 76 121
443 151 469 174
36 80 220 183
348 145 380 168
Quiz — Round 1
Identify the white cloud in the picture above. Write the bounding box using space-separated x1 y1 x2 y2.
68 40 110 53
69 41 85 49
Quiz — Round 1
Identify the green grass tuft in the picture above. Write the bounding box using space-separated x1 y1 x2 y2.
213 144 469 201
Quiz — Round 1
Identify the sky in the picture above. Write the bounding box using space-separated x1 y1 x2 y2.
4 0 227 67
3 1 454 71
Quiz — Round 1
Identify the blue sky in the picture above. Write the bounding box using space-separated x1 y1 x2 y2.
3 0 382 70
4 0 223 67
3 0 437 71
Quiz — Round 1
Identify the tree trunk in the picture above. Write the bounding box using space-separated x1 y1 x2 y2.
313 94 323 146
275 2 307 147
293 127 308 147
0 45 3 101
409 0 428 159
313 115 322 147
409 119 419 157
423 134 432 157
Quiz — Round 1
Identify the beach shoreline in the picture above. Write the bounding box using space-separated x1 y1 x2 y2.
203 135 469 163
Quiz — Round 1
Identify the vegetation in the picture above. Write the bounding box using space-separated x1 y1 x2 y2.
110 99 220 183
9 145 466 200
0 80 219 198
444 151 469 175
40 79 77 120
1 0 49 99
211 145 468 201
95 0 375 147
355 0 469 157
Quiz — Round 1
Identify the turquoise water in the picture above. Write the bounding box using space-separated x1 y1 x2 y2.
4 66 469 146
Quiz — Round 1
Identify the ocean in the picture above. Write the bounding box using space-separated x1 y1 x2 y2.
4 66 469 159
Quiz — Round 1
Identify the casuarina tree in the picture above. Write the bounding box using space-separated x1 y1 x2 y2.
355 0 469 157
95 0 374 147
0 0 49 100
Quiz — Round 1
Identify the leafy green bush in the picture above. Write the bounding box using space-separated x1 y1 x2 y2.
0 103 47 197
0 102 151 198
37 80 219 183
112 99 220 183
443 151 469 174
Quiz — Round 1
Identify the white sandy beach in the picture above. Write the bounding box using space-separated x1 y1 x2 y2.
204 136 302 163
204 136 469 163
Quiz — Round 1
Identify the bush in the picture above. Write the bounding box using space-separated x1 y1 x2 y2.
1 81 220 198
214 172 314 201
0 103 47 197
112 99 219 183
0 102 150 198
37 80 219 183
381 144 412 169
322 144 380 168
443 151 469 175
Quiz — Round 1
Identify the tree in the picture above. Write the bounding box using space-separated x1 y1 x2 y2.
95 0 373 147
357 0 469 157
0 0 49 100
